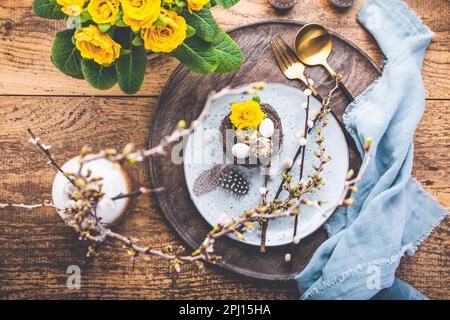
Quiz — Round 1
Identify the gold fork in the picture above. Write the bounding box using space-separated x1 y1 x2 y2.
270 35 321 101
269 35 321 242
270 34 356 152
269 34 358 241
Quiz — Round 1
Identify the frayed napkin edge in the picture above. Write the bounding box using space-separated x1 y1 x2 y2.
300 177 449 300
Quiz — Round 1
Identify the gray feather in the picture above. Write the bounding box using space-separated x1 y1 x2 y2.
193 165 250 198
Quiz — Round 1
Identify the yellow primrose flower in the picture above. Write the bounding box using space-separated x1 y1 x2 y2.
187 0 210 11
119 0 161 32
74 25 121 65
87 0 120 24
229 100 266 129
141 8 187 53
57 0 87 16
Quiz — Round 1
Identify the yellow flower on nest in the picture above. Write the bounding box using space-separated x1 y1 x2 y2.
186 0 210 11
74 25 121 65
141 8 187 53
57 0 87 16
88 0 120 24
119 0 161 32
229 100 266 129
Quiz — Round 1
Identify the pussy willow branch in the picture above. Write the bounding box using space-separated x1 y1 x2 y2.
260 77 341 249
80 221 207 264
0 202 207 269
291 93 310 240
0 82 372 275
207 107 332 256
0 202 58 210
1 84 268 273
111 187 165 201
312 146 372 219
72 80 347 266
27 128 75 185
292 77 341 238
27 128 158 203
0 143 371 270
0 141 372 274
81 82 266 165
259 142 372 221
188 140 373 261
298 95 310 182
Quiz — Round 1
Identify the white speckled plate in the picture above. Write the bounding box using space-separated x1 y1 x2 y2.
184 83 349 246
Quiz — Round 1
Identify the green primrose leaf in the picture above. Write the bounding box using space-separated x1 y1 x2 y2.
212 31 243 73
120 49 132 55
212 0 240 8
81 59 117 90
183 8 220 43
186 25 196 38
114 11 128 27
80 9 92 23
132 35 144 46
51 30 84 79
174 0 186 7
32 0 65 20
171 36 218 73
252 96 260 103
114 28 148 94
154 14 165 27
98 24 112 33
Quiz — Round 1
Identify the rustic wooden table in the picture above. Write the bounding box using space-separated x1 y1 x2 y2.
0 0 448 299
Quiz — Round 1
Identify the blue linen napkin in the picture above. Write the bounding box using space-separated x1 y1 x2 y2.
295 0 449 300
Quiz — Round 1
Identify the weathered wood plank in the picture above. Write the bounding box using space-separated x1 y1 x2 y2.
0 96 298 299
0 0 448 98
397 100 450 299
0 96 448 299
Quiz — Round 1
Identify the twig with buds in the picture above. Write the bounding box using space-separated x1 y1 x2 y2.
111 187 165 201
0 82 373 276
27 128 74 184
260 77 341 250
80 82 266 166
311 138 373 218
0 201 58 210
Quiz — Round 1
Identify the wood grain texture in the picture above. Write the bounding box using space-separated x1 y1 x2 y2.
0 97 448 299
0 96 297 300
0 0 448 98
0 0 448 300
149 20 377 281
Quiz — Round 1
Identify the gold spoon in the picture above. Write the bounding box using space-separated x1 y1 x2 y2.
294 23 354 101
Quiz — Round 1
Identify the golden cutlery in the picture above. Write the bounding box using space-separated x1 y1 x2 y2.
270 34 319 241
270 35 320 99
294 23 354 101
270 33 357 182
270 33 359 241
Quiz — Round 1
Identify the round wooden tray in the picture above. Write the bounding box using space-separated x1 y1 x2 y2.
148 20 379 281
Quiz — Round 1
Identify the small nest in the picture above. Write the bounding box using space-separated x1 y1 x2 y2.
220 103 284 168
